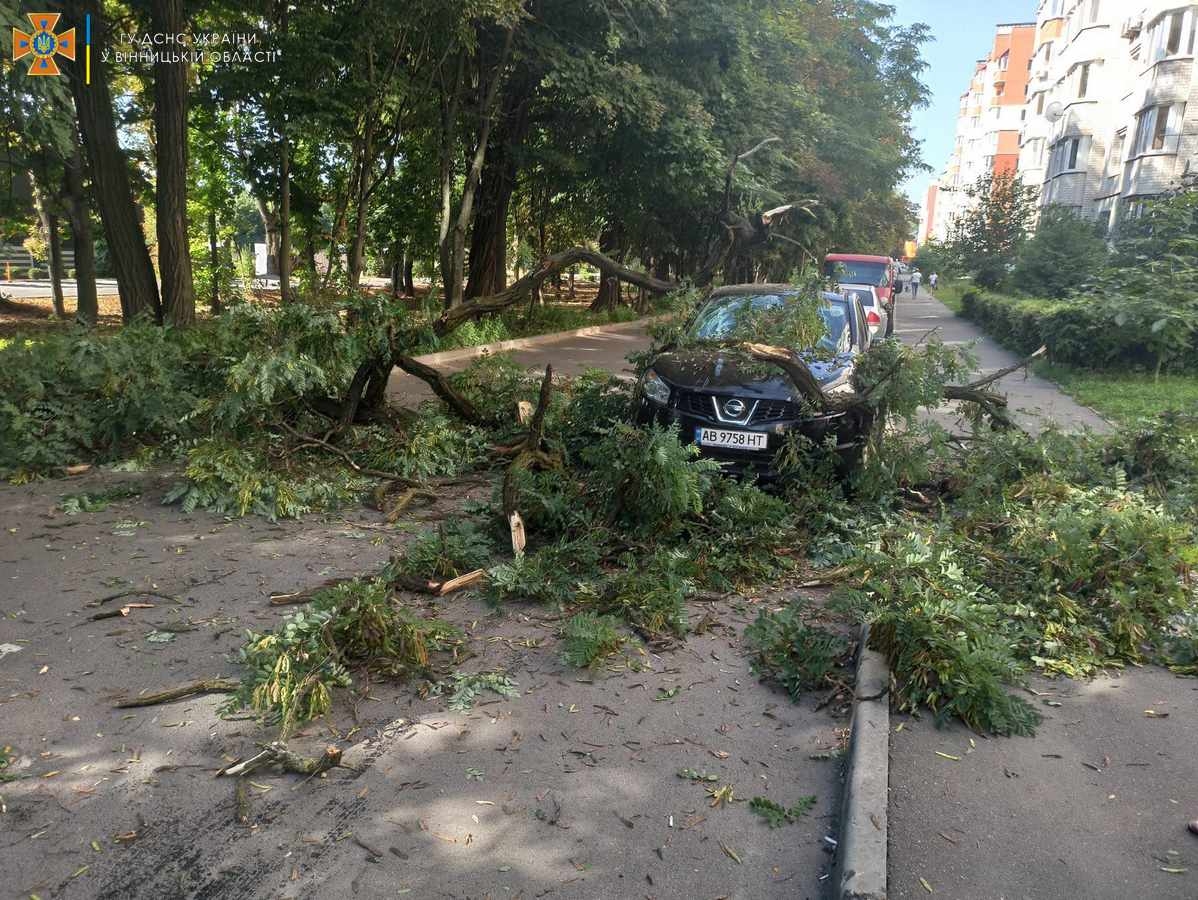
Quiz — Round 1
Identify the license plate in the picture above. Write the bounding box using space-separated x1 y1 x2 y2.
695 427 768 451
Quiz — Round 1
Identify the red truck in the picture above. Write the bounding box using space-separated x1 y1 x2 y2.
823 253 900 305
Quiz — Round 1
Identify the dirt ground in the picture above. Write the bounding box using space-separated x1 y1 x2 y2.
0 467 849 900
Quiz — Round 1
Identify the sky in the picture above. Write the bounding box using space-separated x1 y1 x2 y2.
889 0 1036 206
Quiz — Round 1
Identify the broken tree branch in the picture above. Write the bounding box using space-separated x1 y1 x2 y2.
737 342 830 411
220 742 343 778
114 678 240 708
394 354 484 424
960 345 1047 391
435 248 677 336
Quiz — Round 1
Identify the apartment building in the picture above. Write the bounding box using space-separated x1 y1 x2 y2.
919 23 1037 244
1021 1 1198 230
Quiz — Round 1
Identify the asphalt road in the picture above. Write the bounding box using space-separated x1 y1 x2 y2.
408 291 1195 900
0 278 120 298
888 290 1197 900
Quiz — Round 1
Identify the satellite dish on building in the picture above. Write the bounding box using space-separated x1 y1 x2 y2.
1044 101 1064 122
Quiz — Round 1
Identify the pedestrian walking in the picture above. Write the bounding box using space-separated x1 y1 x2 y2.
910 268 923 298
929 272 938 291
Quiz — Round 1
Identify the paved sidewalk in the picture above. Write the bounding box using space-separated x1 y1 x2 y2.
888 290 1198 900
896 290 1109 433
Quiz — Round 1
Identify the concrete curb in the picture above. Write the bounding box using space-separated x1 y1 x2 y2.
412 316 663 367
834 623 890 900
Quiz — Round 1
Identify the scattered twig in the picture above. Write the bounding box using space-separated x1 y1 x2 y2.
90 589 176 607
114 678 240 708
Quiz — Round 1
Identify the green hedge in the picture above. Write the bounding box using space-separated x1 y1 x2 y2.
960 290 1178 372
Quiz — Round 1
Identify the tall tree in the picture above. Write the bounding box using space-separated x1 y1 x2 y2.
64 0 161 323
151 0 197 325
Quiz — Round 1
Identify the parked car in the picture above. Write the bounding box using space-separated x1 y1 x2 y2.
837 282 893 338
634 284 878 479
824 253 901 307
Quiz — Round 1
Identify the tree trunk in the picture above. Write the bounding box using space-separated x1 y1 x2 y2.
65 0 161 323
277 0 292 303
207 206 221 315
63 147 98 327
589 228 621 312
403 256 415 296
255 197 280 276
442 28 514 309
30 180 66 317
151 0 196 326
46 212 66 317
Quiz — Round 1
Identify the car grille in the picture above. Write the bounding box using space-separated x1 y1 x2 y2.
674 391 801 424
751 400 801 423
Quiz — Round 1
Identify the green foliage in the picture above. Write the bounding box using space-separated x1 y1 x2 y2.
1011 206 1108 299
912 240 958 280
837 530 1043 736
0 324 196 474
317 579 461 673
583 423 720 537
948 171 1038 289
59 485 141 514
440 671 520 711
743 602 848 700
588 548 696 639
485 541 597 606
221 605 350 737
387 408 490 480
0 744 20 783
389 519 495 580
960 192 1198 376
164 439 368 520
222 578 458 735
749 795 817 828
693 481 799 589
560 612 626 668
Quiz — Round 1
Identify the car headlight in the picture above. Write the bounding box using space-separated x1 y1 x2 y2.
640 368 671 405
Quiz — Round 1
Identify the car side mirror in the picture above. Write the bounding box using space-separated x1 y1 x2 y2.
893 283 902 294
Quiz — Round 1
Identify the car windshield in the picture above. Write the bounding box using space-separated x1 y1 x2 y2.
689 294 851 354
825 260 888 286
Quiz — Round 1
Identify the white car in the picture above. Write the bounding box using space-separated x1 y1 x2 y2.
838 283 893 339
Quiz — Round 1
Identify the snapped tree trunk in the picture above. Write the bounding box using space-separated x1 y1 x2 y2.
63 147 98 327
151 0 196 326
65 0 161 323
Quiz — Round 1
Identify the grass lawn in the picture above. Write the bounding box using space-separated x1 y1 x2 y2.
1036 363 1198 424
929 280 970 314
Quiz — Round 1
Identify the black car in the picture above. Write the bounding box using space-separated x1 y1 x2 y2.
634 284 875 478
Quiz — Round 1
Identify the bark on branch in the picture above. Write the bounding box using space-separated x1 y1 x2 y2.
435 247 677 336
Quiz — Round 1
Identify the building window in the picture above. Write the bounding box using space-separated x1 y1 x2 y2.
1147 8 1198 62
1048 137 1084 176
998 50 1010 70
1077 62 1091 97
1133 103 1186 155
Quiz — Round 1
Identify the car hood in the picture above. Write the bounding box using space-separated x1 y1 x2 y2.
651 348 853 399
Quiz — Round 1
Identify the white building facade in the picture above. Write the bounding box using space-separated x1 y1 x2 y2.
920 24 1037 245
1021 0 1198 230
